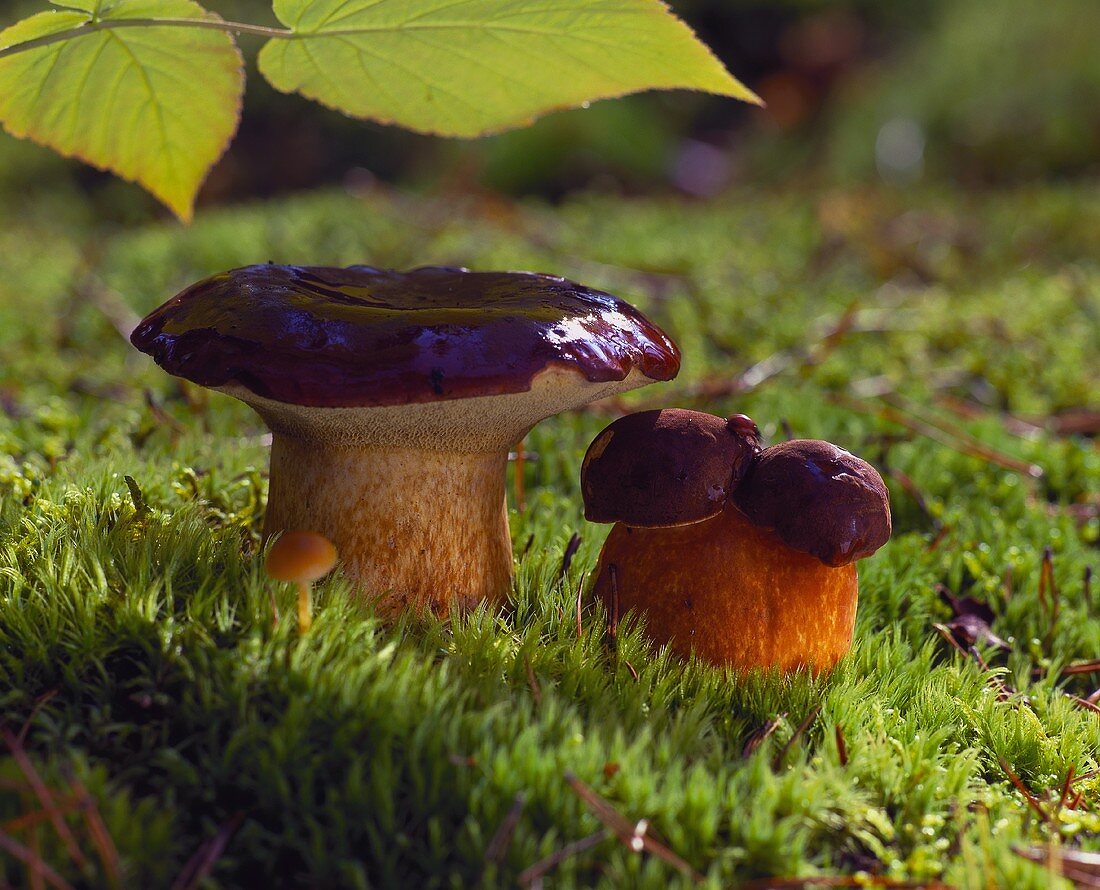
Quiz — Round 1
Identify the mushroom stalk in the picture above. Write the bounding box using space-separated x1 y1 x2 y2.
265 434 512 615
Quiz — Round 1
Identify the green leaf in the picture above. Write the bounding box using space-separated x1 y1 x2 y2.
0 0 244 221
258 0 759 138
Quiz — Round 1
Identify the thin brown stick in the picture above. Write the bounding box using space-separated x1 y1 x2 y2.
742 715 786 758
485 793 526 865
1039 547 1060 648
523 655 542 706
16 690 58 747
1062 659 1100 676
517 830 606 886
558 533 582 583
830 393 1042 478
1 731 88 872
740 878 951 889
66 772 121 887
1 797 80 833
834 725 849 767
0 830 74 890
1067 694 1100 716
29 820 46 890
932 622 968 656
998 757 1051 824
170 812 245 890
1057 767 1076 815
563 772 703 881
773 706 822 770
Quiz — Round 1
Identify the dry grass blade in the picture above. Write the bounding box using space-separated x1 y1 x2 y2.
834 725 849 767
0 829 75 890
998 757 1051 824
1 730 88 873
484 792 526 865
742 715 786 758
1067 694 1100 716
523 655 542 706
558 533 582 582
1063 660 1100 676
740 878 951 889
773 706 822 770
66 771 121 887
1057 767 1077 815
830 392 1042 478
170 811 246 890
517 830 606 886
563 771 703 881
1015 845 1100 887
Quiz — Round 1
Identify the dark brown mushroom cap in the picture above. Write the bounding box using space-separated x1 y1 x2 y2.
732 439 891 566
581 409 762 527
130 265 680 408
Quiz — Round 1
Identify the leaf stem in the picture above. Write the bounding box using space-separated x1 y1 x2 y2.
0 17 293 60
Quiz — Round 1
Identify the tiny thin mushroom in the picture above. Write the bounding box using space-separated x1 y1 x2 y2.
266 531 337 632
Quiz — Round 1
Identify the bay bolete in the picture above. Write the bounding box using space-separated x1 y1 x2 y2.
585 417 890 673
132 264 679 615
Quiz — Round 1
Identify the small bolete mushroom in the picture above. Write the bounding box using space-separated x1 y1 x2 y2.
581 408 762 527
265 530 338 632
586 422 890 673
132 264 679 615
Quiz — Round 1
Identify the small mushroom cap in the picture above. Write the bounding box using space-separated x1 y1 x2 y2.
130 265 679 408
732 439 891 567
581 409 762 527
265 531 338 583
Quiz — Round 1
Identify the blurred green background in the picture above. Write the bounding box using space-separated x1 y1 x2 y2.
1 0 1097 224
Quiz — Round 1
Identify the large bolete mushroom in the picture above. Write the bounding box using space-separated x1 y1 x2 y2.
585 416 890 673
132 264 679 615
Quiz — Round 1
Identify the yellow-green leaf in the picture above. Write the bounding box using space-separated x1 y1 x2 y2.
258 0 759 138
0 0 244 221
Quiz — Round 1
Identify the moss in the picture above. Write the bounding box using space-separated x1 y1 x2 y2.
1 183 1097 887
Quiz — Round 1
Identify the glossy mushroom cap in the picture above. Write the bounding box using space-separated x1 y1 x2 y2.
130 264 680 409
732 439 891 567
265 531 338 583
581 409 762 527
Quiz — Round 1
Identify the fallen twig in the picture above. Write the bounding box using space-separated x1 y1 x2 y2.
484 793 526 865
564 772 703 881
773 706 822 770
558 533 582 583
170 811 245 890
742 715 786 759
517 830 606 886
829 392 1042 478
0 829 74 890
2 730 88 872
998 757 1051 824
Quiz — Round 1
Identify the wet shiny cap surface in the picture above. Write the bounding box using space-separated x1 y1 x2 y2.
581 409 762 527
732 439 892 566
130 264 680 408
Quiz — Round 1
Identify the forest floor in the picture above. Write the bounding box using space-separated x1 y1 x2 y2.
1 182 1098 888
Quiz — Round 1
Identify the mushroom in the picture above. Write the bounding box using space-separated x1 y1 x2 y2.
131 264 679 616
265 530 338 632
584 417 890 673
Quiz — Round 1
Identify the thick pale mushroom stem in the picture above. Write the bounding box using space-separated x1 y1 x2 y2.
265 436 512 616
